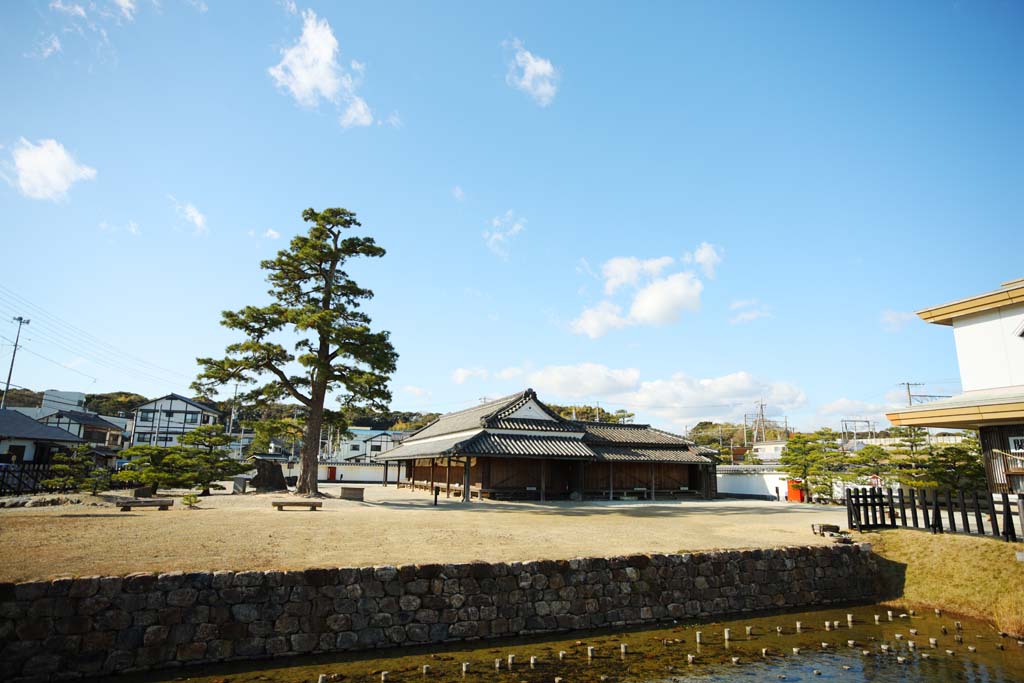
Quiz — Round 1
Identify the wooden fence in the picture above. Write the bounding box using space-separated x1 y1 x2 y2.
845 486 1022 543
0 463 135 497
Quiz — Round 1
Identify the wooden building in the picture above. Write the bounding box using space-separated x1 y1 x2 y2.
375 389 717 501
886 277 1024 493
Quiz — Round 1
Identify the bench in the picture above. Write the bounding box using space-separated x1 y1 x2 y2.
119 499 173 512
272 500 323 511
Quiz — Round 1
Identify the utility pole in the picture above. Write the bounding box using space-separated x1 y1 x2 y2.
898 382 924 407
1 317 30 410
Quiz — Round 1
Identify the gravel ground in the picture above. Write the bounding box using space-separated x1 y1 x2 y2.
0 484 849 581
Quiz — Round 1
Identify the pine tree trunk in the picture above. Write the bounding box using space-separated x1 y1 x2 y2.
297 398 323 495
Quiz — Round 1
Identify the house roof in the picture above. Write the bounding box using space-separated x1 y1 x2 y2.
885 387 1024 429
49 410 121 430
374 389 716 465
916 278 1024 326
136 393 223 415
0 410 83 443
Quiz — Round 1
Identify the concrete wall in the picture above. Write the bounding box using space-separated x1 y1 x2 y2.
317 462 400 483
0 545 877 682
717 469 789 500
952 304 1024 392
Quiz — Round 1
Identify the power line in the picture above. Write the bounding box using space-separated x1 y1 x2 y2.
0 334 99 383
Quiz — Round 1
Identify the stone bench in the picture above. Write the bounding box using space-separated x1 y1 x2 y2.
119 499 173 512
338 487 364 501
272 500 323 511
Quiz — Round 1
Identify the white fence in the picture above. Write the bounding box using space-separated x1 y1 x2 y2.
316 461 399 484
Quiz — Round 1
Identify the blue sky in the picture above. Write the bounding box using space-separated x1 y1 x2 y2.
1 1 1022 432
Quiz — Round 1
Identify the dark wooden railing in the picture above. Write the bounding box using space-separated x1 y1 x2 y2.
846 486 1021 543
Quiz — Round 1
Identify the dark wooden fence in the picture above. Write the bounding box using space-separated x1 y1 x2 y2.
845 486 1021 543
0 463 135 496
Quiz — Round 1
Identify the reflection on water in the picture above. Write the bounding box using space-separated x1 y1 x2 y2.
113 604 1024 683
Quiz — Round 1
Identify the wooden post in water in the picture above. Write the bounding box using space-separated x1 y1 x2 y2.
909 489 919 528
973 491 985 535
897 488 907 527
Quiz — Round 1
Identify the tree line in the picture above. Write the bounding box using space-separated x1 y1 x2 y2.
778 426 986 502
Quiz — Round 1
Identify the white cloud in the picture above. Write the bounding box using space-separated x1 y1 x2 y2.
601 256 675 294
628 272 703 325
880 309 917 332
28 34 62 59
8 138 96 201
505 38 559 107
495 366 525 381
729 299 772 325
528 363 640 398
402 385 429 397
683 242 723 278
126 220 139 235
385 111 402 128
570 301 630 339
452 368 489 384
113 0 136 20
340 96 373 128
619 371 806 428
99 219 139 235
264 228 281 239
483 210 525 259
50 0 86 18
281 0 298 15
269 9 342 107
452 185 465 201
170 196 207 235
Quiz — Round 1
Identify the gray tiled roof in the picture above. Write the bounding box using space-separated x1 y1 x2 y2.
461 433 594 459
374 432 482 460
408 391 530 440
0 410 83 443
593 446 715 464
488 417 579 432
572 422 695 446
51 410 121 430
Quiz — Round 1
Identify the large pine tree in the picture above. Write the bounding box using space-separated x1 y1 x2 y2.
193 208 397 495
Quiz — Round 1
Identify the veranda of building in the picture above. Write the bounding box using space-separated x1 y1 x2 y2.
374 389 717 501
886 277 1024 494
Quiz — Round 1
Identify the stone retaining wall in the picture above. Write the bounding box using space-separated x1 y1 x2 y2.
0 544 877 681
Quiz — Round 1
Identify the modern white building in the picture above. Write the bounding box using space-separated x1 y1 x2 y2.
131 394 223 447
750 439 787 463
887 277 1024 493
334 428 405 463
10 390 88 421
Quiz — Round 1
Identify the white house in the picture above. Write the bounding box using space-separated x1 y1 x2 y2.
131 394 223 447
0 409 82 463
335 428 405 463
10 389 88 421
750 439 787 463
887 277 1024 493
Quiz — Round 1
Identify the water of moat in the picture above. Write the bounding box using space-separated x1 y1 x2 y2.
114 604 1024 683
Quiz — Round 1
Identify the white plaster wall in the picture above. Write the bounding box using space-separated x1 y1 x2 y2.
716 471 789 499
0 439 37 462
952 304 1024 392
317 462 400 483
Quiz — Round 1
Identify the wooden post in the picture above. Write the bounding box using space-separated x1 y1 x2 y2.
446 457 451 498
650 463 656 502
931 491 943 533
1001 492 1016 542
851 490 862 532
897 488 907 527
987 490 1000 539
886 488 896 527
945 490 957 533
1018 497 1024 542
869 488 878 527
539 459 546 502
429 459 436 498
909 489 919 528
958 491 969 533
845 489 854 530
383 461 389 487
608 462 613 501
462 458 471 503
973 491 985 535
920 489 930 530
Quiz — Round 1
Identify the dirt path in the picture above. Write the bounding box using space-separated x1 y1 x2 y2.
0 485 848 581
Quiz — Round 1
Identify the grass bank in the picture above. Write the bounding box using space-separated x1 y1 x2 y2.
868 529 1024 636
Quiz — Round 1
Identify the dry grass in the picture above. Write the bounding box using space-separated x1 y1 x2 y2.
868 529 1024 636
0 485 847 583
